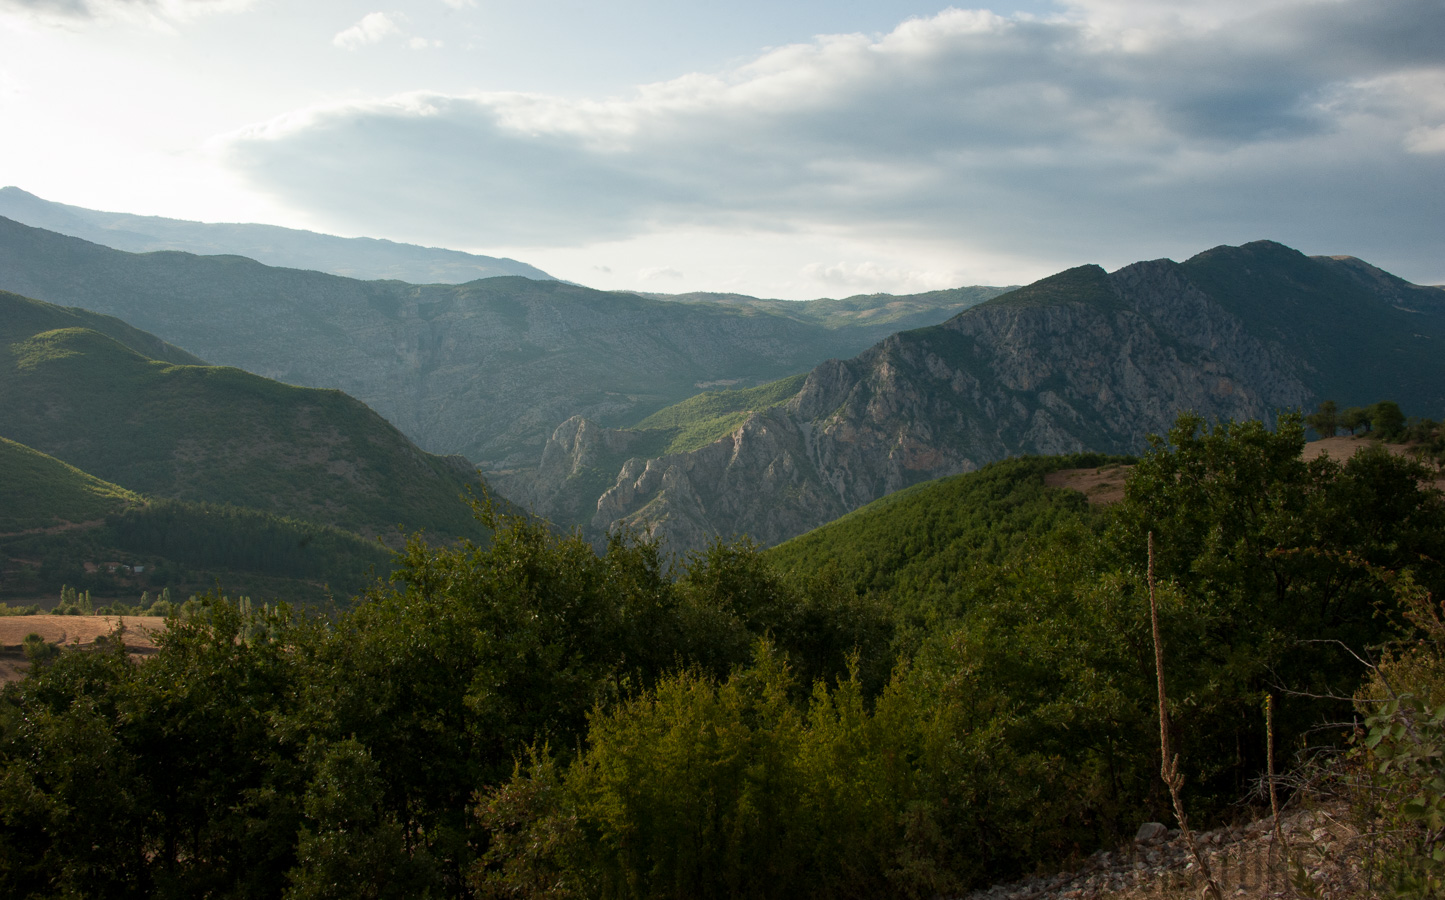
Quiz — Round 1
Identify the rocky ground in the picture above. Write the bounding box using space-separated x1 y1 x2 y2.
960 803 1376 900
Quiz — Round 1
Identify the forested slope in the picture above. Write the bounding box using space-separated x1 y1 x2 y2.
0 437 394 605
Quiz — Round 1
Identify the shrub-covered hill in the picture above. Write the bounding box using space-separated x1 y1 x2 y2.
766 453 1130 614
0 437 394 604
0 295 494 542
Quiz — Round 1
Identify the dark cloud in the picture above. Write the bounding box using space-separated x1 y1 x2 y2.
223 0 1445 281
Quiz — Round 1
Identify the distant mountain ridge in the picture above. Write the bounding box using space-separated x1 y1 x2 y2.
0 215 1005 467
0 187 553 283
517 242 1445 554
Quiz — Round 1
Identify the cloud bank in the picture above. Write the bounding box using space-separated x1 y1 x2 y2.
223 0 1445 282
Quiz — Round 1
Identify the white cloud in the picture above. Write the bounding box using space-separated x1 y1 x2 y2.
407 36 441 50
0 0 253 25
333 12 401 51
802 261 961 294
638 266 684 281
439 0 473 7
226 0 1445 286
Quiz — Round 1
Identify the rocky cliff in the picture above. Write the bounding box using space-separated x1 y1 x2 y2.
517 243 1442 554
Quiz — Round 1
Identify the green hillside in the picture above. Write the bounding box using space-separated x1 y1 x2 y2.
0 217 996 467
767 454 1127 627
6 415 1443 898
0 437 393 604
642 284 1012 331
635 373 809 454
0 297 493 542
0 289 202 366
0 436 141 532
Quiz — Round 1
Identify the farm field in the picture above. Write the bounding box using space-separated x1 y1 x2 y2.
0 615 164 684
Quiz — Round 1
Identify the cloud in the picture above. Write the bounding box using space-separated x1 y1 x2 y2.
225 0 1445 281
333 12 401 50
802 261 960 294
638 266 684 281
0 0 251 23
439 0 473 7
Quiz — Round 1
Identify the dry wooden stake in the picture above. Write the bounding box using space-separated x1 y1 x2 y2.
1149 531 1224 900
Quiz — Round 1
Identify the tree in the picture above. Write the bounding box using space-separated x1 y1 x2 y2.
1370 400 1407 440
1306 400 1339 438
1342 406 1371 435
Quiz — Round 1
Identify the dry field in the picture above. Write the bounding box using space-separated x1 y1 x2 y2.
0 615 165 684
1044 464 1133 506
1046 435 1443 510
1305 434 1445 488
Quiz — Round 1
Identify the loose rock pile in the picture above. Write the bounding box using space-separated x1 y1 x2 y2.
960 804 1372 900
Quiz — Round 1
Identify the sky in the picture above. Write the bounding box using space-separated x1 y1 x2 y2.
0 0 1441 298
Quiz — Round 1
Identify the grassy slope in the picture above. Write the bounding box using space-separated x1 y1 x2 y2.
0 436 141 532
0 310 489 541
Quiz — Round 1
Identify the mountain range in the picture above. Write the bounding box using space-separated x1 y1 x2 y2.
0 214 1004 467
514 242 1445 553
2 203 1441 561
